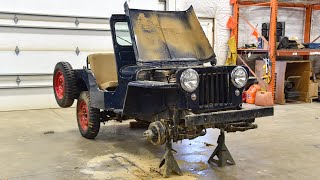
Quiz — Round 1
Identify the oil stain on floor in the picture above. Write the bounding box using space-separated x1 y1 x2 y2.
80 152 205 180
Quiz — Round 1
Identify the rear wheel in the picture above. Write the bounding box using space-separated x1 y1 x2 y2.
77 91 101 139
53 62 76 108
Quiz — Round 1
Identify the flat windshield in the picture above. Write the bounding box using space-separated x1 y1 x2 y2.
115 22 132 46
125 6 215 62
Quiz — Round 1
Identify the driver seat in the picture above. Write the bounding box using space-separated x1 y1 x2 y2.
88 53 118 90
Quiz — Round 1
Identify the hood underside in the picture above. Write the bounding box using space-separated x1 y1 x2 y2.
124 3 216 63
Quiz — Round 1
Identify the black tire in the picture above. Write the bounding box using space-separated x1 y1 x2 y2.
53 62 77 108
77 91 101 139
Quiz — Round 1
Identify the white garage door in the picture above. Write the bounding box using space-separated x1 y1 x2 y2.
0 12 111 111
0 1 214 111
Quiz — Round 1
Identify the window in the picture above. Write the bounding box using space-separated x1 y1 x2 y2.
158 0 166 11
115 22 132 46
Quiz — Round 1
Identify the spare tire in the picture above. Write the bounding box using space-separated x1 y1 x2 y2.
53 62 77 108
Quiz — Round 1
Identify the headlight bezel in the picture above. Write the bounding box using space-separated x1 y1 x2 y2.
231 66 248 88
180 68 199 92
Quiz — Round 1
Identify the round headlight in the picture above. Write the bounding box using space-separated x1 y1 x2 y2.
180 69 199 92
231 66 248 88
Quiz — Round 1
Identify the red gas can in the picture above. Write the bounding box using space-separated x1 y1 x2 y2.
255 91 274 106
246 84 261 104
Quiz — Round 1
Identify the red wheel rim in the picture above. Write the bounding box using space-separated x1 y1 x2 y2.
78 100 89 132
54 70 65 100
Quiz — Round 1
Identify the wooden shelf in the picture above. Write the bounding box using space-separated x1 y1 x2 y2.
277 49 320 56
238 48 320 56
237 49 268 53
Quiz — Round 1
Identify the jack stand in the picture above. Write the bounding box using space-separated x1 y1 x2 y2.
208 129 235 167
159 140 183 178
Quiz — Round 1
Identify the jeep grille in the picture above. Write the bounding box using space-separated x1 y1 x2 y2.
198 69 232 108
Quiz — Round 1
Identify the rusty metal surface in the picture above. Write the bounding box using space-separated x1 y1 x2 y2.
184 105 274 127
125 5 215 62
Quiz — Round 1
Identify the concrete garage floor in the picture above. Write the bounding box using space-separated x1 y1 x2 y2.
1 103 320 180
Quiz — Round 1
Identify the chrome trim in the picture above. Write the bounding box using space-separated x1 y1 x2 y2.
180 68 199 92
231 66 248 88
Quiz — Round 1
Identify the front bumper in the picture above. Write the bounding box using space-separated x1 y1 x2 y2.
184 104 273 127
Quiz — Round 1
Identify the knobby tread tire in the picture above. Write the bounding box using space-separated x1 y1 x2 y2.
53 62 77 108
77 91 101 139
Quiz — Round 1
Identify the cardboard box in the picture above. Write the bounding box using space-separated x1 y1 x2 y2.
309 80 318 98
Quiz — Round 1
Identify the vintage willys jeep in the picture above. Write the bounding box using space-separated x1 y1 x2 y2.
53 3 273 177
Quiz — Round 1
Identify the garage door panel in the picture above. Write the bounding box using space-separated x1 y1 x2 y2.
0 51 101 74
0 31 111 50
0 10 115 111
0 75 52 89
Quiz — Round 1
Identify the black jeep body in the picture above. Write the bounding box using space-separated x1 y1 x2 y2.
53 3 273 177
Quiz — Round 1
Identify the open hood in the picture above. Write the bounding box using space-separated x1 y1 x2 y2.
124 3 216 63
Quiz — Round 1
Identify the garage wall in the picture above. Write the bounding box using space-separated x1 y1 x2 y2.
238 6 320 48
238 6 320 74
238 6 305 47
311 10 320 43
0 0 215 111
175 0 232 65
177 1 320 64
